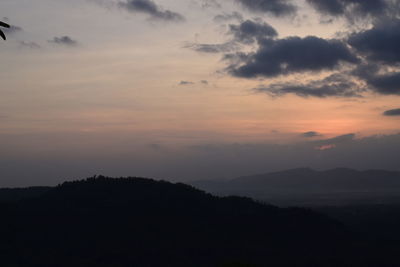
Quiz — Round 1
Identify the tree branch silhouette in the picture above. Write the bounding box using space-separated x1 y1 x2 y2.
0 21 11 41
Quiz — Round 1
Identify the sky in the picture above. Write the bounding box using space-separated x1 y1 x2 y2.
1 0 400 187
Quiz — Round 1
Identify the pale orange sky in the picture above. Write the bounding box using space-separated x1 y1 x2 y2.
0 0 400 186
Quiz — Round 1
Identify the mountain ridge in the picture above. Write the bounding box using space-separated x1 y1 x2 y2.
190 168 400 206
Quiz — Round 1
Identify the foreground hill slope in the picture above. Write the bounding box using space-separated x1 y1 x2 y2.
0 176 399 266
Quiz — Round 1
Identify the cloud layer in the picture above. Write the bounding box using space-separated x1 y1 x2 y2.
306 0 390 19
254 74 363 98
49 36 78 46
119 0 185 22
200 10 400 99
348 19 400 64
383 109 400 116
229 19 278 44
228 36 358 78
235 0 297 17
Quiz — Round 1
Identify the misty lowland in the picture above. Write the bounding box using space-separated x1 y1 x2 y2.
3 0 400 266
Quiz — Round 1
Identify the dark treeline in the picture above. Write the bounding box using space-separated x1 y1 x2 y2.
1 176 400 266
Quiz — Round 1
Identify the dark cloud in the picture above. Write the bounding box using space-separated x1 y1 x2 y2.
348 19 400 64
119 0 185 22
307 0 344 16
306 0 391 20
228 36 359 78
213 12 243 23
351 64 400 96
351 63 380 80
302 131 322 138
383 109 400 116
184 42 238 53
368 72 400 95
179 81 194 85
49 36 78 46
235 0 297 17
201 80 209 85
229 19 277 44
254 74 363 98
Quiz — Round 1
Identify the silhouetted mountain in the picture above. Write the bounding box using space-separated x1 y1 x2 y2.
2 176 400 266
191 168 400 206
0 187 51 203
1 175 392 267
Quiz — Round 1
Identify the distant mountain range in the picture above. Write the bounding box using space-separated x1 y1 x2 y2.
190 168 400 206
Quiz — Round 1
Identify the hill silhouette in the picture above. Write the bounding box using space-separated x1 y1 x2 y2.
0 176 399 266
0 187 51 203
191 168 400 206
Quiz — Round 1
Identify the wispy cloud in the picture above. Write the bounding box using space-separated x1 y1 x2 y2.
48 36 79 46
119 0 185 22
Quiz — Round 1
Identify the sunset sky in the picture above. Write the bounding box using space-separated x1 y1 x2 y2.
1 0 400 186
